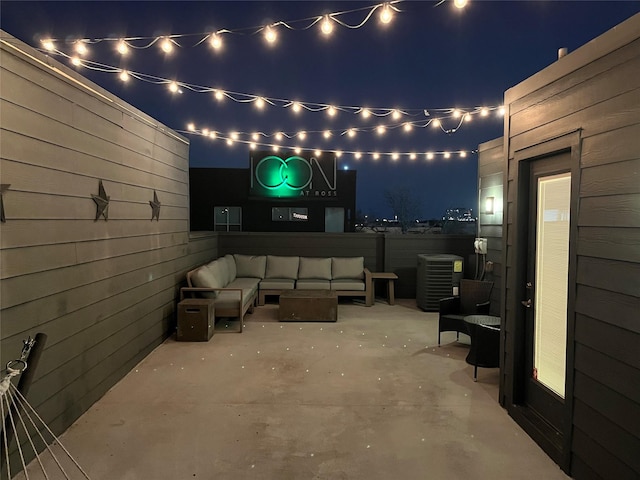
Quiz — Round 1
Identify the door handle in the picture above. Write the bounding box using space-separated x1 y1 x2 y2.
521 299 532 308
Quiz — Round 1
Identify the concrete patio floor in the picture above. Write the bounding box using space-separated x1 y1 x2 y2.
19 299 568 479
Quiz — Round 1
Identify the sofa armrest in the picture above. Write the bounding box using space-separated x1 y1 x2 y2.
439 296 460 315
180 287 243 304
363 268 373 306
476 300 490 315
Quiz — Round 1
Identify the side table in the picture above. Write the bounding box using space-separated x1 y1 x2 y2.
370 272 399 305
177 298 215 341
463 315 501 381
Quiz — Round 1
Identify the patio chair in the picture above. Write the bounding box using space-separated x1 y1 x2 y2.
438 279 493 345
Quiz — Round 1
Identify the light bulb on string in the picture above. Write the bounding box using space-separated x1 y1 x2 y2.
321 16 334 36
460 151 467 158
426 152 434 160
272 145 279 152
360 108 371 119
403 122 413 132
464 113 472 122
252 133 260 141
168 81 179 93
209 131 217 139
444 152 451 159
347 129 356 138
452 109 461 118
327 106 337 117
323 130 332 139
373 152 380 160
376 125 386 135
250 142 257 150
391 109 401 120
432 119 441 128
75 41 88 56
275 132 283 141
410 152 417 160
264 25 277 44
230 132 239 140
187 123 195 131
379 3 393 24
209 33 222 50
294 147 302 154
254 97 266 109
71 56 81 66
226 138 233 146
454 0 468 9
119 70 129 82
335 150 343 158
480 107 489 117
160 37 173 53
214 90 224 101
314 149 322 157
392 152 399 161
202 128 209 136
355 152 362 160
41 39 55 51
298 131 307 140
291 102 302 113
498 106 506 116
117 40 129 55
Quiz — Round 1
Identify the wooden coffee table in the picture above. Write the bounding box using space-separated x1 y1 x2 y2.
278 289 338 322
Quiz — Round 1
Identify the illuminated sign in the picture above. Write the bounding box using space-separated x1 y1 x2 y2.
250 151 337 198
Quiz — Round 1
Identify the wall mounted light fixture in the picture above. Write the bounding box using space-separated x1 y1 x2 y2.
484 196 495 215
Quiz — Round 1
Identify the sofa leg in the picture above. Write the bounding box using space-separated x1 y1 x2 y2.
258 292 265 306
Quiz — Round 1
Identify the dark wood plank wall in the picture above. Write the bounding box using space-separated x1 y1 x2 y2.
0 34 218 469
502 16 640 479
478 138 504 317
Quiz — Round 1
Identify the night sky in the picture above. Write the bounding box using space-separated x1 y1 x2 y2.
2 1 638 219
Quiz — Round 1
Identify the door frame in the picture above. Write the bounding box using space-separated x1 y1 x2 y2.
502 129 582 473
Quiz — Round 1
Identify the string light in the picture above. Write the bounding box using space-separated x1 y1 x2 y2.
323 130 332 139
292 102 302 113
391 109 402 120
452 109 461 118
321 16 334 36
168 81 179 93
432 119 441 128
160 37 173 53
480 107 489 117
298 131 307 140
214 90 224 101
347 129 356 138
41 39 55 51
254 97 266 109
264 25 277 44
376 125 386 135
74 41 88 56
184 125 476 163
209 33 222 50
275 132 283 141
453 0 468 9
71 56 81 66
115 40 128 55
403 122 413 132
119 70 129 82
498 106 506 116
327 106 337 117
252 133 260 141
360 108 372 119
379 3 394 24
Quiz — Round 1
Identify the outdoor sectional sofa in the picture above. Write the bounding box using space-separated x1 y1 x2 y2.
180 254 372 323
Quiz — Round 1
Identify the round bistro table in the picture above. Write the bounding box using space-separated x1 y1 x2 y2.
463 315 501 381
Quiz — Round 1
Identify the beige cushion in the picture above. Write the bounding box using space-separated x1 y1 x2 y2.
332 257 364 280
296 279 331 289
298 257 332 280
331 279 365 291
190 265 222 299
266 255 299 279
260 279 295 290
207 259 229 288
234 254 266 278
224 254 237 282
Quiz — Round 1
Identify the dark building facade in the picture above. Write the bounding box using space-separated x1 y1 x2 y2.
190 151 357 232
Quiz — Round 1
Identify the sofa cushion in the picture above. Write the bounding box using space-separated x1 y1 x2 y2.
296 279 331 290
190 265 222 299
332 257 364 280
234 254 266 279
215 288 254 311
224 254 237 283
207 259 229 288
298 257 332 280
260 279 296 290
228 277 260 295
266 255 299 280
331 279 365 291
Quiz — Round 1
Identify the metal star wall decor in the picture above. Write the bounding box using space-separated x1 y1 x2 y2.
92 180 110 221
149 190 161 221
0 184 10 223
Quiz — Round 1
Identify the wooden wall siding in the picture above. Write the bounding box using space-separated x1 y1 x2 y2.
0 33 206 469
383 234 475 298
478 137 504 318
501 14 640 478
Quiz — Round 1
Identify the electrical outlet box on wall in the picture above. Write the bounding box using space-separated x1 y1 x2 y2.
474 237 488 254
